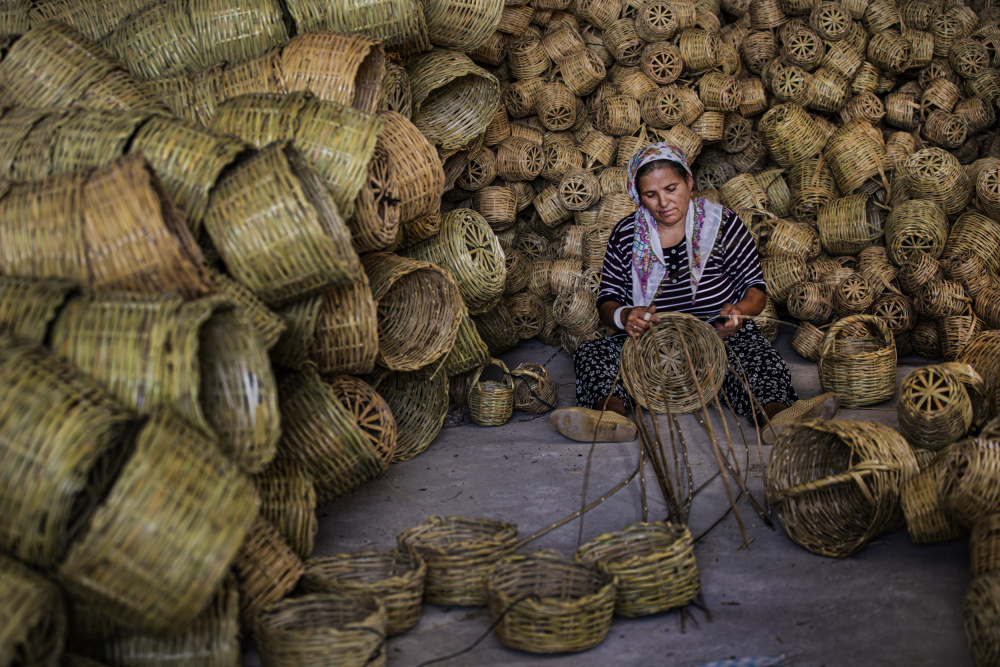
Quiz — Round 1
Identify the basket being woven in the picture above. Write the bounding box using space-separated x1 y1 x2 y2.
768 419 919 557
818 314 897 408
397 516 518 606
58 410 259 635
468 358 515 426
621 312 727 414
486 551 616 653
575 522 698 617
0 553 66 667
302 551 426 636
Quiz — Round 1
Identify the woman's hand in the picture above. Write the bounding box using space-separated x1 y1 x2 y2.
714 303 743 339
626 305 660 339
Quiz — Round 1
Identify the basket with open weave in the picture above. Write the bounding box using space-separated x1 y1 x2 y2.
898 365 973 451
487 551 617 654
302 550 426 636
621 312 727 414
901 451 966 546
473 301 520 356
767 419 919 557
444 305 491 376
511 361 557 414
292 0 429 56
0 553 66 667
575 521 698 617
468 358 516 426
938 437 1000 529
818 314 896 408
254 460 318 560
372 366 449 462
397 516 517 606
58 410 259 635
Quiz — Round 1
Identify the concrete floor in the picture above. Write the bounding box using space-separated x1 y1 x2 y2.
251 326 973 666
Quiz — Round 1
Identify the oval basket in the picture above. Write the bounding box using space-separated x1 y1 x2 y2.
511 361 557 414
468 358 515 426
898 365 972 451
378 110 446 225
575 522 698 617
58 410 259 635
397 515 518 606
253 459 318 560
278 32 385 114
486 551 616 654
818 314 896 408
0 553 66 666
768 418 919 557
371 367 449 463
473 301 520 355
621 312 727 414
302 550 426 636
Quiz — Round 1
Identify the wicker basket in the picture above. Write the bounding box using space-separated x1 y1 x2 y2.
939 437 1000 528
277 369 386 504
575 522 698 617
621 312 727 414
898 147 972 215
486 551 616 653
302 551 425 636
377 62 413 117
965 571 1000 667
0 553 66 666
0 277 77 345
397 516 517 606
473 301 520 355
67 574 240 667
816 194 884 256
58 410 259 635
209 269 287 350
901 454 966 545
768 419 919 557
457 148 497 191
326 374 397 469
759 103 827 167
423 0 503 51
254 460 318 560
257 592 387 667
885 200 949 267
976 288 1000 331
371 367 449 462
444 304 492 376
301 0 430 56
792 321 827 361
100 2 200 80
971 514 1000 578
509 361 557 414
944 213 1000 275
0 340 132 569
468 358 515 426
939 313 982 362
898 365 973 451
379 111 446 225
822 120 886 195
51 293 281 474
277 32 385 113
832 273 876 316
896 250 939 293
761 254 809 303
818 314 896 408
232 518 306 630
407 49 500 151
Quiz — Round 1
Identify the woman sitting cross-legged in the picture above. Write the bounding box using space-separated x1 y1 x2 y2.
550 142 839 444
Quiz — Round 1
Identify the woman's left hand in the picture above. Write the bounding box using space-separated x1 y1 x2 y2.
714 303 743 339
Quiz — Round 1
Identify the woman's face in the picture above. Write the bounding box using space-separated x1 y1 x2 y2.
637 165 694 227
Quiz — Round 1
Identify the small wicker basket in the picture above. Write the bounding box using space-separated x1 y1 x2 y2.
938 437 1000 528
898 365 973 451
817 314 896 408
511 361 557 414
468 358 515 426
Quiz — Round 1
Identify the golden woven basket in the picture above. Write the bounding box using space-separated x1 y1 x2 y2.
898 147 972 216
509 361 557 414
939 437 1000 528
257 592 387 667
885 199 949 267
945 252 996 301
397 515 518 606
444 305 492 376
901 454 966 545
818 314 897 407
576 522 698 617
209 269 287 350
487 551 616 653
468 358 515 426
327 374 397 469
302 550 426 636
761 253 809 303
939 313 982 362
0 553 66 666
473 301 520 355
768 419 919 557
0 340 132 569
232 518 306 630
791 321 827 361
371 367 449 462
759 103 827 167
621 312 727 414
278 32 385 114
898 365 973 451
816 194 885 256
59 410 259 635
944 212 1000 275
897 251 942 295
379 110 446 226
254 460 318 560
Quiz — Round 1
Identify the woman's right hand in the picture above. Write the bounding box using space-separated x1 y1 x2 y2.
625 305 660 339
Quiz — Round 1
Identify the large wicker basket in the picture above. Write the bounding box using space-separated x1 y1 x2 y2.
486 551 617 653
0 276 77 345
768 419 919 557
397 516 518 606
378 111 446 226
0 553 66 667
817 314 896 408
58 410 259 635
371 366 449 462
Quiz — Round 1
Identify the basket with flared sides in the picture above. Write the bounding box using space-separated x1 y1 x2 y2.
0 340 132 569
444 305 492 376
939 437 1000 528
302 551 426 636
885 200 949 267
901 453 966 545
204 142 361 306
378 111 445 227
257 592 387 667
254 460 318 560
898 147 972 216
510 361 557 414
232 518 306 630
58 409 259 635
423 0 503 51
818 314 896 407
767 419 919 558
67 573 240 667
0 553 66 666
473 301 520 356
938 313 982 362
278 32 384 114
407 49 500 151
277 369 386 504
792 321 826 361
468 359 515 426
621 312 727 415
372 367 449 462
575 522 698 617
272 275 378 374
397 515 518 606
898 365 972 451
486 551 616 653
759 104 826 167
965 571 1000 667
0 277 76 344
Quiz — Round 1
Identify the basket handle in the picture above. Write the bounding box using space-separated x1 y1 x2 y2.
771 461 896 503
471 358 513 390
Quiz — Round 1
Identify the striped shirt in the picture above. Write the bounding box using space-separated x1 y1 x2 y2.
597 206 766 322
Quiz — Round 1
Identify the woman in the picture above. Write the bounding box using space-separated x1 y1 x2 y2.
551 142 838 444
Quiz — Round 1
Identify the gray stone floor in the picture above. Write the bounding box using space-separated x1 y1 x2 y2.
251 326 973 666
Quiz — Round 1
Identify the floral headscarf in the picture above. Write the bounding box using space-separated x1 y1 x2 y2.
626 142 724 306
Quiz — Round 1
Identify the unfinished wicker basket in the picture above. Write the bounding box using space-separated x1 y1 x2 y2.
397 516 518 606
768 419 919 557
254 460 318 560
818 314 896 408
487 551 616 653
58 410 258 635
0 553 66 667
371 367 449 462
232 518 306 630
575 522 698 617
